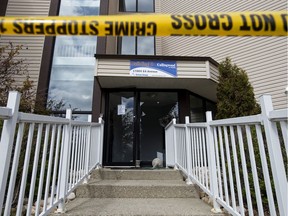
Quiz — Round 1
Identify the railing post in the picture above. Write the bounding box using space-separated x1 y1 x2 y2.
172 118 178 169
97 117 104 168
84 115 92 184
0 91 21 215
206 112 222 213
165 119 176 168
260 95 287 216
57 109 72 213
185 117 193 184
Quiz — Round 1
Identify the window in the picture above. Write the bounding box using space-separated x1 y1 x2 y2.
189 94 217 122
118 0 155 55
118 36 155 55
190 95 205 122
119 0 154 12
206 100 217 119
48 0 99 113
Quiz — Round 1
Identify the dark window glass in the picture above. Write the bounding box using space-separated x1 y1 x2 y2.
190 95 205 122
140 92 178 161
206 100 217 119
120 0 154 12
108 92 135 163
119 36 155 55
120 0 136 12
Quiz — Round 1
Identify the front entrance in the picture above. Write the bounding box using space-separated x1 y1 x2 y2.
104 90 178 167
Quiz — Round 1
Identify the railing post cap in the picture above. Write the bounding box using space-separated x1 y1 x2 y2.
9 90 21 95
259 94 273 114
259 94 272 99
205 111 213 122
65 109 72 120
185 116 190 124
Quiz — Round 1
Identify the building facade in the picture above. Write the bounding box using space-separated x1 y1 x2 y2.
1 0 287 166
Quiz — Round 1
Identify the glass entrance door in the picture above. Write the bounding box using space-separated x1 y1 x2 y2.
106 92 136 166
104 90 179 167
139 92 178 165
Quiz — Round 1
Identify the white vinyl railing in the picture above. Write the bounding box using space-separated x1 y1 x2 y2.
0 91 104 216
165 95 287 216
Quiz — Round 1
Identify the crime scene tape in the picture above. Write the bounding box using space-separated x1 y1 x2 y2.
0 11 287 37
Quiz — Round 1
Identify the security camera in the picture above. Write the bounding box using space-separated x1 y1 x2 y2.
285 87 288 95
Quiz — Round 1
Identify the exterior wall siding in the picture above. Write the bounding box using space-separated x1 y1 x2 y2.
96 59 208 79
0 0 51 88
157 0 287 109
154 0 162 55
96 59 130 76
209 63 219 83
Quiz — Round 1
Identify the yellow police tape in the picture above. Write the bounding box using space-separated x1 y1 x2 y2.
0 11 287 36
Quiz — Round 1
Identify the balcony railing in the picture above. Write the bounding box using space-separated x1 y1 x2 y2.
0 91 104 216
165 95 287 216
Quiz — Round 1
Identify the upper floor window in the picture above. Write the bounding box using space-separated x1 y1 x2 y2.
118 36 155 55
48 0 99 113
119 0 154 12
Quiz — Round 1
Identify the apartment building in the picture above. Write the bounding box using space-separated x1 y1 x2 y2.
0 0 287 166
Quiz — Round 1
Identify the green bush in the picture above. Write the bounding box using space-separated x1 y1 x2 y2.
215 58 274 213
216 57 260 119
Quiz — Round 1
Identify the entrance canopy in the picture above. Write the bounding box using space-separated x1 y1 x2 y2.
94 55 219 102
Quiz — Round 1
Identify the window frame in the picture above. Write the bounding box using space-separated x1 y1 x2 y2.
119 0 155 13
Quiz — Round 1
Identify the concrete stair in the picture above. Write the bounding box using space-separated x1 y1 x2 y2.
59 169 221 216
76 169 197 199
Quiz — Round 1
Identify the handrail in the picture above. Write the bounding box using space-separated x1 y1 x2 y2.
186 123 207 128
0 107 12 119
165 118 176 130
18 112 70 124
269 109 288 121
0 92 105 216
209 114 262 126
71 121 101 127
165 95 287 216
174 124 186 128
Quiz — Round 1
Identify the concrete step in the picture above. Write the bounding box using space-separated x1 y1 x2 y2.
75 179 198 198
58 198 225 216
91 168 184 180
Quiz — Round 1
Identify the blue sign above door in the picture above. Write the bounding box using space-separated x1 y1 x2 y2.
130 60 177 77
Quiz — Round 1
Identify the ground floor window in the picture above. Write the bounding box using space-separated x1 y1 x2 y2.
189 94 217 122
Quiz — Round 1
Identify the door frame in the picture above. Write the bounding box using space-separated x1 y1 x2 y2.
103 89 138 167
102 88 185 167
